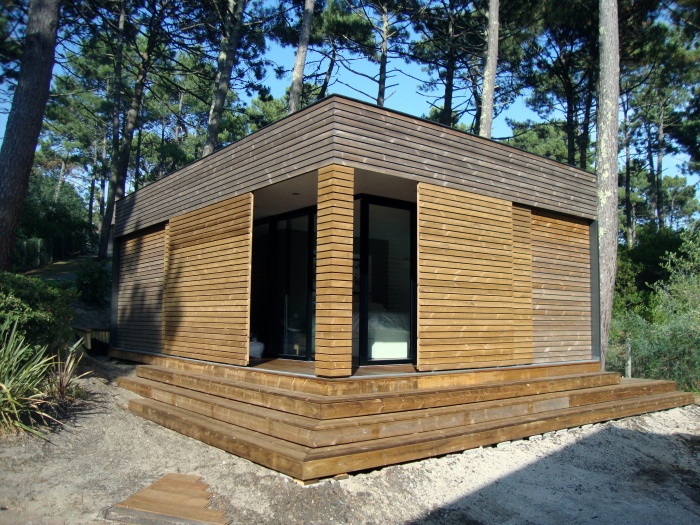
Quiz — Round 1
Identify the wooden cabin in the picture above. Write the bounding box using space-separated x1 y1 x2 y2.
112 95 693 482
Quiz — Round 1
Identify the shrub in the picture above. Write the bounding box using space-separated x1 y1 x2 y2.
0 271 74 352
47 341 88 402
0 322 56 435
75 259 111 305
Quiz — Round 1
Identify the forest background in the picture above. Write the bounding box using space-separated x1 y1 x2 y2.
0 0 699 391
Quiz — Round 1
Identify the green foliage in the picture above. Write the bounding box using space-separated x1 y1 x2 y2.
0 323 56 435
0 272 73 352
610 224 700 391
75 259 111 305
47 341 88 402
504 119 570 164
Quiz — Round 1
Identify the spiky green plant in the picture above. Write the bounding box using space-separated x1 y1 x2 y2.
47 341 89 402
0 322 56 435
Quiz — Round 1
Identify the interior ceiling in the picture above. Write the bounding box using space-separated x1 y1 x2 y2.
253 169 417 220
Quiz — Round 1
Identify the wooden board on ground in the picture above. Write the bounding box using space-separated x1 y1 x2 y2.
105 473 230 525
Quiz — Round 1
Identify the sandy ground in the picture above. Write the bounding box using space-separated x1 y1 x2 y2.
1 357 699 525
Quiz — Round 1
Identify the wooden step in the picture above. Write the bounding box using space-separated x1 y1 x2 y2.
131 365 622 419
128 390 694 481
119 375 679 448
111 348 602 395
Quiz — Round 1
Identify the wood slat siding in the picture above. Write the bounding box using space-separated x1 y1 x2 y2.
114 100 337 237
417 183 531 371
512 205 533 358
314 166 354 378
117 226 165 352
162 193 253 366
330 97 597 220
115 96 596 239
531 211 592 362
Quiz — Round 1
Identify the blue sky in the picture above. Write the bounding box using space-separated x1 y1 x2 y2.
0 39 695 187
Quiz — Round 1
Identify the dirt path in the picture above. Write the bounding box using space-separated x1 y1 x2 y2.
1 357 699 525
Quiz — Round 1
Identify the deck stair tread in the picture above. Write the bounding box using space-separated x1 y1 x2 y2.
118 374 680 448
130 365 624 418
111 349 603 395
129 389 694 480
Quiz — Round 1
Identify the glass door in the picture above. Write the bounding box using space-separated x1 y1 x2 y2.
250 209 316 360
354 196 415 365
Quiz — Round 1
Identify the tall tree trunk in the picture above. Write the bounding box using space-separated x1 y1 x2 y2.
288 0 315 114
376 7 389 107
656 106 664 228
133 109 143 191
645 124 657 230
52 159 66 203
565 86 577 166
622 103 632 246
98 0 126 260
478 0 499 138
579 72 595 170
317 42 336 99
89 139 97 229
441 49 456 126
0 0 61 270
595 0 620 370
202 0 246 157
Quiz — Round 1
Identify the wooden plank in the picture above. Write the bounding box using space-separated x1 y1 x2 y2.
314 166 354 378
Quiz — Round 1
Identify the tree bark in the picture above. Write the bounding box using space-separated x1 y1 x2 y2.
98 0 126 260
595 0 620 370
0 0 61 270
202 0 246 157
656 106 664 228
288 0 315 114
478 0 499 138
317 42 336 99
377 7 389 107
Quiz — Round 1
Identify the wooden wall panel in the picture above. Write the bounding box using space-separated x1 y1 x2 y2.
417 183 532 371
331 97 597 220
115 96 596 239
162 193 253 366
512 205 533 359
117 226 165 352
314 166 354 378
532 211 592 362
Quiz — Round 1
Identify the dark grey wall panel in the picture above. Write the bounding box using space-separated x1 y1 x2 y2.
330 98 597 220
115 95 597 238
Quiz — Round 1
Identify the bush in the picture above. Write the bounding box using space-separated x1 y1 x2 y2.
0 322 56 435
75 259 111 305
0 271 73 352
610 225 700 392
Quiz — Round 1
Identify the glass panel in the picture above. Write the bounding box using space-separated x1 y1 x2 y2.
352 199 361 360
367 204 411 360
250 223 270 358
277 215 309 357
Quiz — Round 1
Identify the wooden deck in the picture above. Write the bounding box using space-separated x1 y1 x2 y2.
111 349 695 482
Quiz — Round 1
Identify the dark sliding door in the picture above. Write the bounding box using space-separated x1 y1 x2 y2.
353 196 416 365
250 209 316 360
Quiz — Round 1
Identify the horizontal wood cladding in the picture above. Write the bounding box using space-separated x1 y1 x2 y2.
117 226 165 352
531 210 592 363
114 100 337 237
417 183 531 371
162 193 253 366
314 166 354 378
115 96 595 239
330 97 596 220
512 205 534 358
